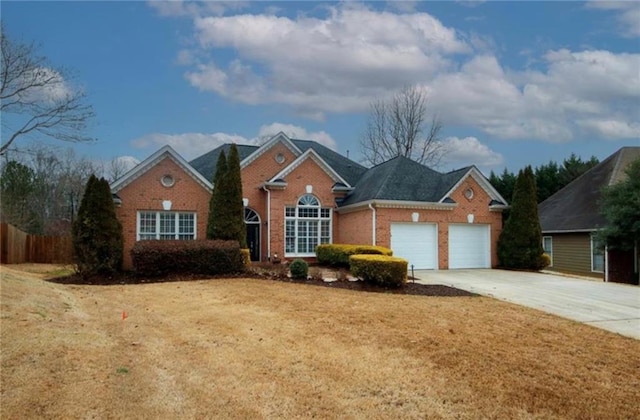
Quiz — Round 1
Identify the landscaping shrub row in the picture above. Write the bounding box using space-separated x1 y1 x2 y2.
349 254 408 287
316 244 393 267
131 240 244 277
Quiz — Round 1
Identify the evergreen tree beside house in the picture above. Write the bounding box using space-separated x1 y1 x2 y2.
206 144 247 248
72 175 123 278
497 166 545 270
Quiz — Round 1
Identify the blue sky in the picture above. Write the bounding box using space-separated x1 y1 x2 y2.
2 1 639 175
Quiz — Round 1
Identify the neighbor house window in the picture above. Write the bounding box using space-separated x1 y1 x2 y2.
137 211 196 240
284 194 332 256
542 236 553 267
591 234 604 273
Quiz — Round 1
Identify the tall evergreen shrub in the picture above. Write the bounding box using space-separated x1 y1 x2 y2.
207 151 227 239
224 144 247 248
497 166 545 270
72 175 123 277
206 144 246 247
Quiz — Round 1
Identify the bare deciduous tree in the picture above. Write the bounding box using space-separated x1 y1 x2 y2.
0 25 95 155
359 85 445 167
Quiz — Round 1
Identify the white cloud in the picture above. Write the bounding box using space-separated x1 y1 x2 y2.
428 50 640 142
587 1 640 37
440 136 503 169
130 123 337 159
148 1 249 18
257 123 337 150
162 3 639 145
184 4 468 116
576 119 640 139
131 132 251 160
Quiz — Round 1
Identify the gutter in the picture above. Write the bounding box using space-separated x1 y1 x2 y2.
262 185 271 260
368 202 376 245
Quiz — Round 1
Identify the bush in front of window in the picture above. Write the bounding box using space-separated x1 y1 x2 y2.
540 253 551 268
349 255 408 288
289 259 309 279
316 244 393 267
131 240 244 277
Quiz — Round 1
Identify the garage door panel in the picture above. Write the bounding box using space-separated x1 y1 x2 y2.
449 224 490 269
391 223 437 270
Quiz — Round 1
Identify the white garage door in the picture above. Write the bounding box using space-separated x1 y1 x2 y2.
448 224 491 269
390 223 437 270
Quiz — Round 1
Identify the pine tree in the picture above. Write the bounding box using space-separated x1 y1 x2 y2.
207 150 227 239
497 166 545 270
206 145 247 247
225 144 247 248
72 175 123 277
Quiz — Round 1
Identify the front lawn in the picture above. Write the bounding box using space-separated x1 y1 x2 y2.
1 265 638 418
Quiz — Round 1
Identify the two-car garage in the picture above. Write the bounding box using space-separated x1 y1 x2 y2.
390 223 491 270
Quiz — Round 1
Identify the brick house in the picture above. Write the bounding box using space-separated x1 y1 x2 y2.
112 133 507 270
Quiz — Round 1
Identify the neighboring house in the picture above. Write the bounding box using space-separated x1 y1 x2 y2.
538 147 640 284
111 133 508 270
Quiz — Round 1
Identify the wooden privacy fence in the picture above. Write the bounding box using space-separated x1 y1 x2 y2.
0 223 73 264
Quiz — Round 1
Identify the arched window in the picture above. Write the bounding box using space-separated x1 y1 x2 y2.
285 194 332 256
244 208 260 224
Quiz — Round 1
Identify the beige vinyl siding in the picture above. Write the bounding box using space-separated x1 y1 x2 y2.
548 233 602 278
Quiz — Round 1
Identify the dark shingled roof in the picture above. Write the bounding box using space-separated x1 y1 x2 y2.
538 147 640 232
190 144 258 182
189 140 367 186
290 139 367 186
339 156 471 206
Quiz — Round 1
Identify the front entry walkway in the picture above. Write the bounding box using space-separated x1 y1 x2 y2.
413 269 640 339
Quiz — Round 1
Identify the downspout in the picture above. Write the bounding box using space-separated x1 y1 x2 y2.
368 202 376 246
262 185 271 261
604 244 609 282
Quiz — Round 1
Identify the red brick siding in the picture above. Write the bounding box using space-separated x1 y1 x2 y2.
115 157 211 269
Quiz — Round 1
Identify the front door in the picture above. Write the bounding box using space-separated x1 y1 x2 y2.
246 223 260 261
244 208 261 262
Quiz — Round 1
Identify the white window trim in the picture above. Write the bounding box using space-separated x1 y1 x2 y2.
136 211 197 241
284 195 332 257
591 234 604 273
542 236 553 267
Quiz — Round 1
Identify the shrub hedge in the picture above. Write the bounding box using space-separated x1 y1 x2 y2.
131 240 244 277
316 244 393 267
349 254 408 288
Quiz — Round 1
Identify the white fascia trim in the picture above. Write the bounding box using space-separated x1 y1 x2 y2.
240 132 302 169
336 199 456 213
111 145 213 193
439 167 509 205
542 229 599 234
268 148 351 187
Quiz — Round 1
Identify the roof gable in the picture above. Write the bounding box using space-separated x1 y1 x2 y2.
240 132 302 169
439 166 508 205
539 146 640 232
267 148 350 187
111 145 212 193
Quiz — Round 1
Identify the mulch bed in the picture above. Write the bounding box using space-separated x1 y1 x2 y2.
47 271 476 297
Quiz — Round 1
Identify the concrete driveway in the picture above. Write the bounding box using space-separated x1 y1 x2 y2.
414 269 640 339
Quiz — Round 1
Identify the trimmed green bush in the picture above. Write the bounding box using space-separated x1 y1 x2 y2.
349 254 408 288
541 253 551 268
289 259 309 279
316 244 392 267
131 240 244 277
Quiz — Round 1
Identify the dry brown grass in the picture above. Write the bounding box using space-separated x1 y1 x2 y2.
1 264 639 419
